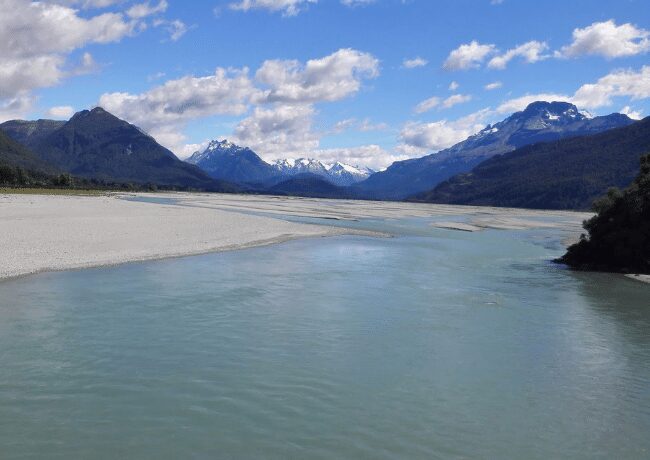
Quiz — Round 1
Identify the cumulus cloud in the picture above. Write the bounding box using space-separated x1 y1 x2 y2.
0 95 35 122
488 40 549 69
443 41 496 70
126 0 167 19
332 118 387 133
558 20 650 59
484 81 502 90
495 93 571 114
45 106 75 119
403 57 428 69
398 65 650 159
315 145 398 170
153 19 190 41
441 93 472 109
620 106 643 120
254 48 379 104
233 104 319 159
414 93 471 113
398 110 490 155
448 81 459 91
99 67 258 149
98 48 381 161
229 0 317 16
0 0 142 118
414 96 440 114
571 65 650 109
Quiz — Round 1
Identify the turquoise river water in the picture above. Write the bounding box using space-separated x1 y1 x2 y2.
0 210 649 459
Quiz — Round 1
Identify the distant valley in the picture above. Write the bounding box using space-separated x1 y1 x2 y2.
1 101 647 211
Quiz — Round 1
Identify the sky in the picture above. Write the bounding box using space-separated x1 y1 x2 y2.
1 0 649 169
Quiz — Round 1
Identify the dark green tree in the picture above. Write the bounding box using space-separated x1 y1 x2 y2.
557 154 650 273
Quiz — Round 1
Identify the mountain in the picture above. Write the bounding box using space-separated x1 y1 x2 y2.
0 119 65 149
186 139 278 184
557 153 650 273
354 102 634 200
187 139 374 187
0 129 56 173
271 158 374 186
412 117 650 210
3 108 236 191
272 158 329 177
321 162 375 186
267 173 350 198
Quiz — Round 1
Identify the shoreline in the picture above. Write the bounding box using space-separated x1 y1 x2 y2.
0 193 380 282
1 192 592 282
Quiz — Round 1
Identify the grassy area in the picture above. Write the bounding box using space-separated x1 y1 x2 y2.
0 187 108 196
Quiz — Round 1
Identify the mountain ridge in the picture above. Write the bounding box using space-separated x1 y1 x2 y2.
354 102 634 200
2 108 238 191
412 116 650 210
187 139 374 186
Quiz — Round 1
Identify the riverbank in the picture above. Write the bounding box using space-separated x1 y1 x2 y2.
0 193 371 281
0 192 592 281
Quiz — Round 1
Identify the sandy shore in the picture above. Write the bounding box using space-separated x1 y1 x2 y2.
0 193 372 281
1 192 591 281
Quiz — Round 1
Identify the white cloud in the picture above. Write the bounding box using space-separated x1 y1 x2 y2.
398 64 650 160
315 144 398 170
229 0 317 16
45 105 75 119
414 93 471 113
620 106 643 120
340 0 376 6
495 93 571 114
441 93 472 109
254 48 379 104
46 0 126 9
448 81 459 91
484 81 502 90
443 40 496 70
332 118 388 133
403 57 428 69
398 110 490 154
558 20 650 59
414 96 440 114
233 104 319 159
153 19 190 41
126 0 167 19
0 95 35 122
488 40 549 69
358 118 388 131
0 0 141 114
98 48 380 160
99 67 258 151
571 65 650 109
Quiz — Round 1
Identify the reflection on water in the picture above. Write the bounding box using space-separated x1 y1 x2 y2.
0 220 648 459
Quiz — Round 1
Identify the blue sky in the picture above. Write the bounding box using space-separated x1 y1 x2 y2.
2 0 649 168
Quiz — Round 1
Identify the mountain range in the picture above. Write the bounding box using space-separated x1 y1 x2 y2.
353 102 634 200
412 116 650 210
1 102 647 211
187 139 374 187
1 108 237 191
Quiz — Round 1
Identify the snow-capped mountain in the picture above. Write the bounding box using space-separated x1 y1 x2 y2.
186 140 375 186
272 158 329 176
186 139 278 184
326 162 376 186
356 101 634 200
271 158 374 186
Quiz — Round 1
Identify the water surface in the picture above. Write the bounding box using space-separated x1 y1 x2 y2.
1 218 649 459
